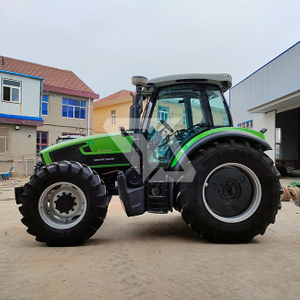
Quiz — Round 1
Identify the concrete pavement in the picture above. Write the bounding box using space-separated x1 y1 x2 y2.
1 176 300 299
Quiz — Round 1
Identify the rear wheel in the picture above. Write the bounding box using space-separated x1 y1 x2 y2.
177 141 282 243
19 161 109 246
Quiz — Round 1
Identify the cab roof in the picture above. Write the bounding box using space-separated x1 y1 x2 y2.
147 73 232 92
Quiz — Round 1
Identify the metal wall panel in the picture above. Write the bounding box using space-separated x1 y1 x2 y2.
230 42 300 126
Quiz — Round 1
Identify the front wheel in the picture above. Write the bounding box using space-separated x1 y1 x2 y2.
19 161 109 246
34 161 44 173
177 141 282 243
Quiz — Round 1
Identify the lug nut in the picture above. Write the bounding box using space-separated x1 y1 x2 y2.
238 176 245 183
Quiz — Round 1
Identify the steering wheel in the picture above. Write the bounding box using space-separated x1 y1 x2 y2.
160 119 173 132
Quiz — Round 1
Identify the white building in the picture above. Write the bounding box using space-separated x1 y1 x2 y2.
0 68 43 175
0 56 98 176
230 42 300 174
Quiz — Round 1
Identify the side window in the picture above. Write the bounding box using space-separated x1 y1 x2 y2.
42 95 48 115
0 129 9 153
190 98 203 126
36 131 48 153
207 86 230 126
183 109 187 126
2 79 21 103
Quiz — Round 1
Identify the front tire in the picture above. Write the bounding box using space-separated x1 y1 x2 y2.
34 161 44 173
177 141 282 243
19 161 109 246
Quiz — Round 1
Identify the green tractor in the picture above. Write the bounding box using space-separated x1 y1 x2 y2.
15 73 282 246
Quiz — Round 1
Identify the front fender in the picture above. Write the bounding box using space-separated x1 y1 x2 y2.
171 128 272 171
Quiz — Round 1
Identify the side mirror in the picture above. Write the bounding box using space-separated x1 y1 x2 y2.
260 128 267 134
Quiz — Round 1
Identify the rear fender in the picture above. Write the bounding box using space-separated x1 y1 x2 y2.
171 129 272 171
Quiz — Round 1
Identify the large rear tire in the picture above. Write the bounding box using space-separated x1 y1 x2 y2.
19 161 109 246
176 140 282 243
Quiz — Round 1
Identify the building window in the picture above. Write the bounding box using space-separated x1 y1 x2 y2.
62 98 86 119
42 95 48 115
111 110 116 125
238 120 253 129
36 131 48 153
2 79 21 103
158 106 169 122
0 129 9 153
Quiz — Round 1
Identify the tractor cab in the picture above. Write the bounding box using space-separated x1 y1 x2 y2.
130 74 233 170
143 78 232 166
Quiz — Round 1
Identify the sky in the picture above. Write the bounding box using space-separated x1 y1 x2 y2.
1 0 299 100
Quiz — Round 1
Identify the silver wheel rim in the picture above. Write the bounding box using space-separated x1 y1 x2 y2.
38 181 87 229
202 163 262 223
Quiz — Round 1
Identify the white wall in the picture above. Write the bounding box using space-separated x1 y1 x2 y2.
0 72 41 118
253 110 276 161
0 124 36 176
230 42 300 127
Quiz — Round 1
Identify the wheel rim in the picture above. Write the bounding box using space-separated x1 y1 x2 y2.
38 181 87 229
202 163 262 223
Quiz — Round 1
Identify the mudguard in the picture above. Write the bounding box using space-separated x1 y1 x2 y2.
171 128 272 171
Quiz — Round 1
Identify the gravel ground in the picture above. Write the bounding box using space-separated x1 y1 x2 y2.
0 176 300 300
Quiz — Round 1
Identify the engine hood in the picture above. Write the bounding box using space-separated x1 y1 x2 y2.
40 132 133 167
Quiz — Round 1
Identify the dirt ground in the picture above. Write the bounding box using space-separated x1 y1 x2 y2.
1 176 300 300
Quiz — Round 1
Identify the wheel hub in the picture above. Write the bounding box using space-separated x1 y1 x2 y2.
55 193 77 214
39 182 87 230
205 167 253 217
220 181 238 200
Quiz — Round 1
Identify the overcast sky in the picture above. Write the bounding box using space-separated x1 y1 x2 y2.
1 0 299 100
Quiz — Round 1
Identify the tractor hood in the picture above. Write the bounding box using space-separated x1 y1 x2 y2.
40 132 133 168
